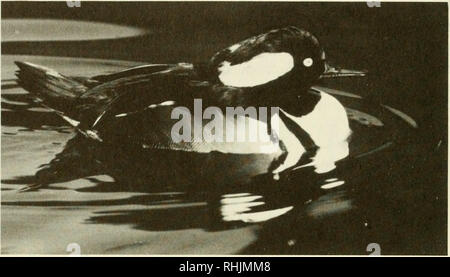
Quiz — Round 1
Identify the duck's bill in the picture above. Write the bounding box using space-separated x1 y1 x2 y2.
320 63 368 78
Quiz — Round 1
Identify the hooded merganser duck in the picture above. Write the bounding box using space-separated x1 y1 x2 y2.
15 26 367 191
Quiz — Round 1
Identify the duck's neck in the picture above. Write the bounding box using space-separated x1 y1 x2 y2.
271 88 321 117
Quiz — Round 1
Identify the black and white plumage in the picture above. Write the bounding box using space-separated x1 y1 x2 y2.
15 26 366 191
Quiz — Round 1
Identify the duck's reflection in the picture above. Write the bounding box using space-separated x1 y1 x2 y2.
84 155 350 230
83 174 349 232
3 138 351 232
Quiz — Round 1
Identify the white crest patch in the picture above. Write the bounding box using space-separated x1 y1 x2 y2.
218 52 294 87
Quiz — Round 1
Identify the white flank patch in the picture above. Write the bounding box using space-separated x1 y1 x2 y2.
61 115 80 127
115 113 128 118
228 43 241 52
93 110 106 127
159 100 175 106
321 180 345 190
218 52 294 87
195 113 280 154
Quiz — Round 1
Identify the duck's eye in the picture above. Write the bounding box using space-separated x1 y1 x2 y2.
303 58 313 67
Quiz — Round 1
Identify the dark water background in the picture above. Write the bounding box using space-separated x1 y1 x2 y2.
1 2 447 254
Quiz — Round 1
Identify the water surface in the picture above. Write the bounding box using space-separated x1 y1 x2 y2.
1 2 447 255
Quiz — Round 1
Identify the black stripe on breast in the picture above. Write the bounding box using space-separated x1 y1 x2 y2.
278 109 317 151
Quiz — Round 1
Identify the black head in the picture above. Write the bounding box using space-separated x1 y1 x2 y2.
208 26 365 91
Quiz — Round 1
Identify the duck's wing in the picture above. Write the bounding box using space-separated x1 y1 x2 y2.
90 99 281 156
77 74 269 154
71 63 183 88
73 62 209 128
89 64 178 84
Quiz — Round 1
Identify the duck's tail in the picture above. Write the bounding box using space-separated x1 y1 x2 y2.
15 61 88 127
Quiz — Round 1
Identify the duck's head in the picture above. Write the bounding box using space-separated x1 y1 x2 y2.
209 26 366 92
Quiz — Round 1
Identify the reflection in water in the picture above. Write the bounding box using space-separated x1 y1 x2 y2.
2 19 148 42
293 141 349 174
220 193 293 223
306 191 352 218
